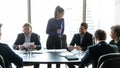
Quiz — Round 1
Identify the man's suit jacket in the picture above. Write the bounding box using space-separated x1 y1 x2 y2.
70 32 93 51
109 40 120 52
13 32 41 50
0 43 23 68
79 41 119 68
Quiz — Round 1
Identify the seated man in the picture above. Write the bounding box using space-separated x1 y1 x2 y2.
13 23 42 68
68 22 93 52
67 22 93 68
79 29 119 68
0 24 23 68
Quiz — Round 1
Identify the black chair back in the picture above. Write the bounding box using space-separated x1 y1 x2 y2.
99 57 120 68
61 34 67 49
97 53 120 68
0 55 5 68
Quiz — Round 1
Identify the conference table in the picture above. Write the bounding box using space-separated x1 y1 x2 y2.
15 49 86 68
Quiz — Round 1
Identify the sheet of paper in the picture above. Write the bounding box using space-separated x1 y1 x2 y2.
23 42 34 48
59 52 74 57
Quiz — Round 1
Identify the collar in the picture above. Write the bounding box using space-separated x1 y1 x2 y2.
96 40 105 44
97 40 106 46
79 32 87 36
24 32 32 37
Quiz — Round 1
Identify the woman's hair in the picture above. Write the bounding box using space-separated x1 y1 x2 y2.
111 25 120 37
0 23 2 28
54 6 64 18
0 23 2 32
23 23 32 29
94 29 106 40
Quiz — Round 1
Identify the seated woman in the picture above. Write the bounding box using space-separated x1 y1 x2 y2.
109 25 120 52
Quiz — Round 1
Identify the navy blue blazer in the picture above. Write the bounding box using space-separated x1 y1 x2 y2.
0 43 23 68
46 18 64 36
13 32 41 50
70 32 93 51
79 41 119 68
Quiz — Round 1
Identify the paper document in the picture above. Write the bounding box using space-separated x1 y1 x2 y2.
23 42 34 48
59 52 74 57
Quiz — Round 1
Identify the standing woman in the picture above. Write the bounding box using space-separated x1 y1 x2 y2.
46 6 64 49
46 6 64 68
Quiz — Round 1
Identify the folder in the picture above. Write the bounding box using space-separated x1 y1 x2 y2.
65 55 79 60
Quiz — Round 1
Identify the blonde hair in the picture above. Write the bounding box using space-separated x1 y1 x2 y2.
23 23 32 29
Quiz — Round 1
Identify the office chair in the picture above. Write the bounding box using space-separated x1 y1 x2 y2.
60 34 67 49
97 53 120 68
0 55 5 68
99 57 120 68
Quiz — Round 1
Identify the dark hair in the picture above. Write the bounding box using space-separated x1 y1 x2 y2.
94 29 106 40
0 23 2 32
23 23 32 28
81 22 88 29
111 25 120 37
0 23 2 28
54 6 64 18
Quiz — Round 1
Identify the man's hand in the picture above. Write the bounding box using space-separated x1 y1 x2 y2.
19 45 25 50
68 46 74 51
74 46 81 50
29 45 36 50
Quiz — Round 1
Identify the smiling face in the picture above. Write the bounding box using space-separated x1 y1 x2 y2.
110 28 117 40
23 26 32 35
79 26 87 35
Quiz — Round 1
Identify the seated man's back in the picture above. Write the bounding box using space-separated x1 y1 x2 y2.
0 23 23 68
79 29 119 68
0 43 23 68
